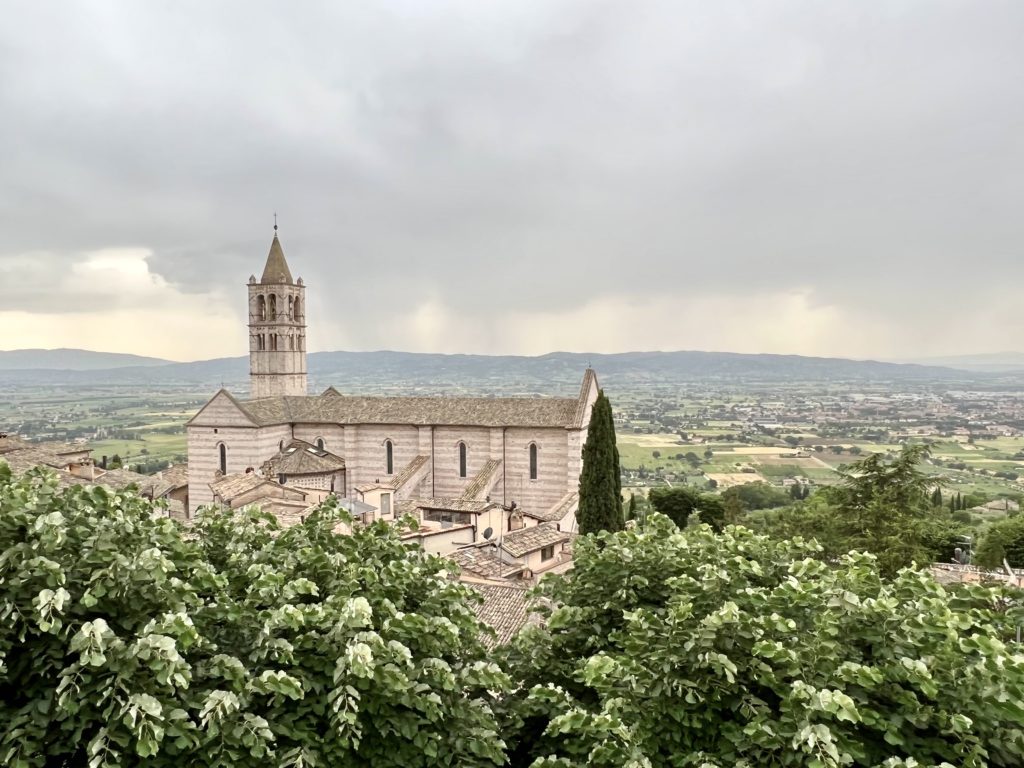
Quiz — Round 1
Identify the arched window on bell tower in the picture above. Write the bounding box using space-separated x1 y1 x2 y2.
269 294 277 320
257 295 266 321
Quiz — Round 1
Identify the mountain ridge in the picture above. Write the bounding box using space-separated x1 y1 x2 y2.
0 347 977 388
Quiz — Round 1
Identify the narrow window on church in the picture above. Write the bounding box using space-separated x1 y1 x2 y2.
458 442 467 478
316 438 325 451
269 294 277 320
288 295 294 319
529 443 538 480
385 440 394 475
219 443 227 475
289 335 295 350
294 297 302 320
257 294 266 321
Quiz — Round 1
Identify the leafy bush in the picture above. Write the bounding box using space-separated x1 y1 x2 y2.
0 465 507 767
500 514 1024 767
977 514 1024 569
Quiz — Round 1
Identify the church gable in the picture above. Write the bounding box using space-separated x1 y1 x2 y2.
187 389 257 428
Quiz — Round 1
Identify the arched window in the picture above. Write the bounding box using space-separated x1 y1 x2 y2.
257 294 266 321
316 438 325 450
269 334 277 351
529 443 538 480
293 297 302 320
385 440 394 475
288 295 294 319
458 442 468 478
269 294 277 320
279 440 284 451
218 443 227 475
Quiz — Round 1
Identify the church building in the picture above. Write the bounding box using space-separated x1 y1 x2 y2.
186 229 598 545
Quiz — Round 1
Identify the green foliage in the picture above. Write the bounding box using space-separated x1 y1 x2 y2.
976 514 1024 568
0 464 508 767
818 445 947 575
500 514 1024 767
577 391 623 535
721 481 791 511
648 486 726 531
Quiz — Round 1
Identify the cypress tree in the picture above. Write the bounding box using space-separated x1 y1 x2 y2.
931 487 942 507
577 390 624 534
627 492 637 521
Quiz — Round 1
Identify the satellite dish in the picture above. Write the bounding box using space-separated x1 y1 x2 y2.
482 527 493 540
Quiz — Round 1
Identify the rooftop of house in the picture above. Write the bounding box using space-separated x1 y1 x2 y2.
397 497 504 516
500 522 570 558
468 582 535 648
448 546 525 581
210 472 308 503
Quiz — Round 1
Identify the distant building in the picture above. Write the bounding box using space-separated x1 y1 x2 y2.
185 228 599 551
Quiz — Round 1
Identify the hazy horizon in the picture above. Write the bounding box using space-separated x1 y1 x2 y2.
3 1 1022 361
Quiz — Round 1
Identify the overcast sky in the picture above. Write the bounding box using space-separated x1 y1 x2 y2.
2 1 1022 361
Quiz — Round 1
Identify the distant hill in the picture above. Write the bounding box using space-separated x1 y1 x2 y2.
898 352 1024 373
0 348 976 391
0 348 174 371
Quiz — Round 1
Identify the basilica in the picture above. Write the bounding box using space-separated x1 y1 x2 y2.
186 229 597 557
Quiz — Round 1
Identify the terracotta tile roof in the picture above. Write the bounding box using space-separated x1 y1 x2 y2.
262 440 345 476
211 472 309 502
406 497 503 514
355 482 392 493
95 468 160 491
238 392 581 429
448 546 524 581
468 582 533 647
1 451 88 488
526 490 579 523
500 522 569 558
460 458 502 500
149 463 189 497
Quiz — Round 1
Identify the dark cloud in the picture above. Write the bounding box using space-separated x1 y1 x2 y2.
2 0 1023 355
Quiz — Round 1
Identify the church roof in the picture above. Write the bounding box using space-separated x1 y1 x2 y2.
260 234 293 284
262 440 346 476
239 392 581 428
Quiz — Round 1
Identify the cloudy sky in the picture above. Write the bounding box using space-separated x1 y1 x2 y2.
2 1 1022 361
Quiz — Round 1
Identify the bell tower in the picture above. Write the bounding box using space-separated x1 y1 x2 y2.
247 223 308 398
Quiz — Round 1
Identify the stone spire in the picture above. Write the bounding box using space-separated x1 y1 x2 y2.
260 229 293 285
